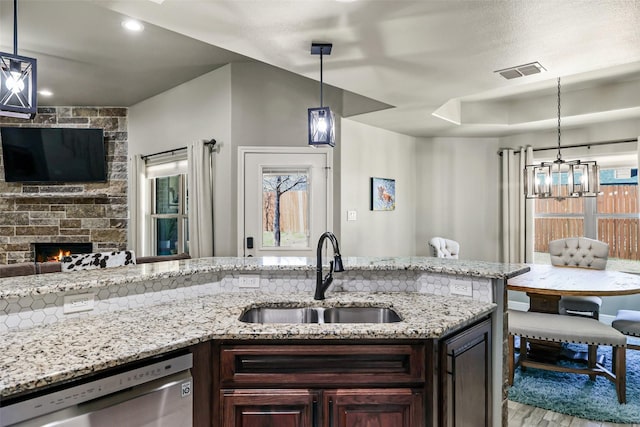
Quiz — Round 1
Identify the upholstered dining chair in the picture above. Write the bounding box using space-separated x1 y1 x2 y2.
548 237 609 320
429 237 460 259
612 310 640 351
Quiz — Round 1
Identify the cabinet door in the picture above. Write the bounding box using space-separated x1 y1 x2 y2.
324 389 423 427
440 318 492 427
221 389 318 427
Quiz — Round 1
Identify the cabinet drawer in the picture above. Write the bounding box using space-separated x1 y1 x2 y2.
220 343 426 387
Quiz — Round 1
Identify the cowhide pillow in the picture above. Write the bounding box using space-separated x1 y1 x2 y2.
61 250 136 272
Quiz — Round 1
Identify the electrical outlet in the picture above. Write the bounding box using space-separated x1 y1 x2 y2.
347 210 357 221
450 280 473 297
63 293 95 314
238 275 260 288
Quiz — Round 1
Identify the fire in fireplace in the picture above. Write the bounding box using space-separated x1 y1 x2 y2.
33 243 93 263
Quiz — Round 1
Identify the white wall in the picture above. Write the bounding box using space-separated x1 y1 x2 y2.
129 62 345 256
340 119 417 256
230 62 344 241
128 66 233 255
415 137 502 261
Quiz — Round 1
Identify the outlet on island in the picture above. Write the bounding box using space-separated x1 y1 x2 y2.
238 275 260 288
450 280 473 297
63 293 95 314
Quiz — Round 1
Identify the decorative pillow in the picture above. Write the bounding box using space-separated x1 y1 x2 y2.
61 250 136 272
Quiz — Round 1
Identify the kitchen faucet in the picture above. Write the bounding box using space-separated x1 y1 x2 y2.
314 232 345 300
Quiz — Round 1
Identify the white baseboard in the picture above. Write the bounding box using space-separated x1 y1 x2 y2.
507 300 615 325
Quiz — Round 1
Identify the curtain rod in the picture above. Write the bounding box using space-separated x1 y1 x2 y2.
498 138 638 156
141 139 217 160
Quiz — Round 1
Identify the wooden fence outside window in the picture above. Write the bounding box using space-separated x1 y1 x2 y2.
534 184 639 261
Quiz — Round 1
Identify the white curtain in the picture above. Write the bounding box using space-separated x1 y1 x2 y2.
500 147 534 263
187 141 214 257
128 154 146 256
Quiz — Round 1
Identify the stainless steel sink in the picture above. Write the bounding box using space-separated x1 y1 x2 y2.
322 307 402 323
239 306 402 324
238 307 319 324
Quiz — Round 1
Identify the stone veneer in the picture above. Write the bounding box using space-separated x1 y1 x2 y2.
0 107 128 264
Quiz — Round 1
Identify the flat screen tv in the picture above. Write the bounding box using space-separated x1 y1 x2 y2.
1 127 107 183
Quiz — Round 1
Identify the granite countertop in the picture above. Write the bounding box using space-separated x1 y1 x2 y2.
0 256 530 299
0 291 495 398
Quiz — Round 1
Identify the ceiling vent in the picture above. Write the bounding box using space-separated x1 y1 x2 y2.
495 62 546 80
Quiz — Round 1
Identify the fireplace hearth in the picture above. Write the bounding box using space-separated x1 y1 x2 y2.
34 243 93 263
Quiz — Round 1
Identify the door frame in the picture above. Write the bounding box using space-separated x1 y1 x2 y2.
237 146 334 257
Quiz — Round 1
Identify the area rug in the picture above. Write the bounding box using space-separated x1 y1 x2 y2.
508 342 640 424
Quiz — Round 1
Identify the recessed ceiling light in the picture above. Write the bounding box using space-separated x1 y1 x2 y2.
121 19 145 32
38 89 53 97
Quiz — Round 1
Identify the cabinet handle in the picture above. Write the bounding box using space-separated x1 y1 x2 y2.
312 399 318 427
328 399 334 427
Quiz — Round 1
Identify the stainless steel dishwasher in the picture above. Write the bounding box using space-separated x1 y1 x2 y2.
1 353 193 427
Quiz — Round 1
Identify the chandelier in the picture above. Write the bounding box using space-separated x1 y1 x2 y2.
0 0 37 119
524 77 600 201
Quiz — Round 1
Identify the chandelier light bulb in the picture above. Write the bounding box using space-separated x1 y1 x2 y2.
5 71 24 93
317 116 327 133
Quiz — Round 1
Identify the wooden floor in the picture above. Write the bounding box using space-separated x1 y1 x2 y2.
508 400 640 427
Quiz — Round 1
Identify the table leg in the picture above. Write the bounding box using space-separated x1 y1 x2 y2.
527 293 560 314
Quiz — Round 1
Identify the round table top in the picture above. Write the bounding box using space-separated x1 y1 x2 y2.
507 263 640 296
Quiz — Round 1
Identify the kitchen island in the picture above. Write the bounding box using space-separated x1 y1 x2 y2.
0 256 529 426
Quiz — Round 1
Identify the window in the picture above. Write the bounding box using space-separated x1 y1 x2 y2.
261 168 309 248
145 155 189 256
534 166 639 272
151 174 188 255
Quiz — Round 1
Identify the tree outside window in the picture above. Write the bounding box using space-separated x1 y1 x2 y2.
262 171 309 248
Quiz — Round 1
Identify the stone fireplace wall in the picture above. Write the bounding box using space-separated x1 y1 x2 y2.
0 107 128 264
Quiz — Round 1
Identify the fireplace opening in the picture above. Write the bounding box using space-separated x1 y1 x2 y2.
34 243 93 263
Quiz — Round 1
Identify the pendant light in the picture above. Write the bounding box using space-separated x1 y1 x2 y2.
0 0 37 119
308 42 335 147
524 77 600 201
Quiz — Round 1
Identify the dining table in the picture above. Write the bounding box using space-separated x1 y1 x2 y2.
507 263 640 362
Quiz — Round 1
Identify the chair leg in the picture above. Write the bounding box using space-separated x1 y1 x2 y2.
520 337 528 372
588 345 597 381
614 346 626 404
508 334 515 386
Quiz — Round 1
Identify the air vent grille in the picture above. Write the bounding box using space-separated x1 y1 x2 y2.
495 62 546 79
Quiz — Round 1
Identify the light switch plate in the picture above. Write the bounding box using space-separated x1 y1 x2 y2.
450 280 473 297
239 275 260 288
347 210 357 221
63 293 95 314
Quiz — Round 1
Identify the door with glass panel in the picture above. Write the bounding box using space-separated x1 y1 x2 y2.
241 149 331 258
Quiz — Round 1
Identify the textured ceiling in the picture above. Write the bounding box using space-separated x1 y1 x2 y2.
1 0 639 137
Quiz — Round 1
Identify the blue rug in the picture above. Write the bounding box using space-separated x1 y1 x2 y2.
508 342 640 424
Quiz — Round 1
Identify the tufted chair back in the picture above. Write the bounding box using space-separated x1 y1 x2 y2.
429 237 460 259
548 237 608 270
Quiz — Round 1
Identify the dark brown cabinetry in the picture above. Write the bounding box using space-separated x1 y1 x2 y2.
325 389 423 427
439 318 492 427
212 317 492 427
217 343 425 427
222 389 318 427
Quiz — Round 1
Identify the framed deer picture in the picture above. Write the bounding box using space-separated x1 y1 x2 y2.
370 177 396 211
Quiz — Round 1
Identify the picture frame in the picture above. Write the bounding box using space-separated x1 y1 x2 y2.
370 177 396 211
